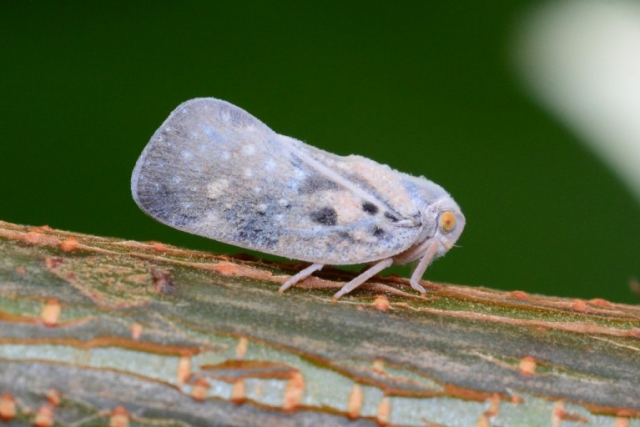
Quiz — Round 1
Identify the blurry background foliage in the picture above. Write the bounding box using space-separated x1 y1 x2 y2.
2 1 640 303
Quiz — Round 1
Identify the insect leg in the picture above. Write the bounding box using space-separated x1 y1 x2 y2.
332 258 393 301
279 263 324 293
409 242 439 294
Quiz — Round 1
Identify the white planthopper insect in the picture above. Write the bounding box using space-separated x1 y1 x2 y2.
131 98 465 300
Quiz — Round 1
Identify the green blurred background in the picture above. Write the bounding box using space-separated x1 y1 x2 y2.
2 1 640 303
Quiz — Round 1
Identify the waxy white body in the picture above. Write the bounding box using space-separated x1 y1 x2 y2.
132 98 465 299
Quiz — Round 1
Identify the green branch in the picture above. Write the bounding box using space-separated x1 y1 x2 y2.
0 220 638 426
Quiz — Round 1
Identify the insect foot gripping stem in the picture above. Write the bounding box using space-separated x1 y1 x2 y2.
331 258 393 301
409 241 440 294
279 263 324 293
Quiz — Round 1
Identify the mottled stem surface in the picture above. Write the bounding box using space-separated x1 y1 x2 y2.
0 220 639 427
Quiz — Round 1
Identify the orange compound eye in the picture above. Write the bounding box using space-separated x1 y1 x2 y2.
441 212 456 232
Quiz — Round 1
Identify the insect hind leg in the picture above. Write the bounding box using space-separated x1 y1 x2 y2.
332 258 393 301
279 263 324 293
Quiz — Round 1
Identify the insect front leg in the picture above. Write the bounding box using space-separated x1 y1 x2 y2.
409 242 439 294
332 258 393 301
279 263 324 293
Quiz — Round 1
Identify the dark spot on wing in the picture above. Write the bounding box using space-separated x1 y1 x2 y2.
342 175 403 217
234 217 279 249
362 202 379 215
338 231 355 243
299 177 340 194
238 228 261 240
373 226 385 237
384 212 399 222
311 207 338 226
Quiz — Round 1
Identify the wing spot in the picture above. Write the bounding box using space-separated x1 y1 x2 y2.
384 212 399 222
299 177 340 195
311 207 338 226
373 226 385 237
362 202 379 215
207 179 229 199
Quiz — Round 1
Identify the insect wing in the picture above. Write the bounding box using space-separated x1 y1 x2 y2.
132 98 422 264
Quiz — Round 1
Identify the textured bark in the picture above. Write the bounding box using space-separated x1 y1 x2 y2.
0 219 638 427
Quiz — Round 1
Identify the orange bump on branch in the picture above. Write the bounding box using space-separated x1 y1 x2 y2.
231 380 246 404
191 379 210 402
59 237 79 252
377 397 391 425
46 389 61 406
282 372 304 411
509 290 530 300
347 385 363 419
615 416 630 427
518 356 536 376
34 404 54 427
236 337 249 358
589 298 612 308
130 323 143 340
372 295 390 311
40 299 61 327
0 394 16 422
372 358 385 374
109 406 130 427
570 299 587 312
177 356 191 385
